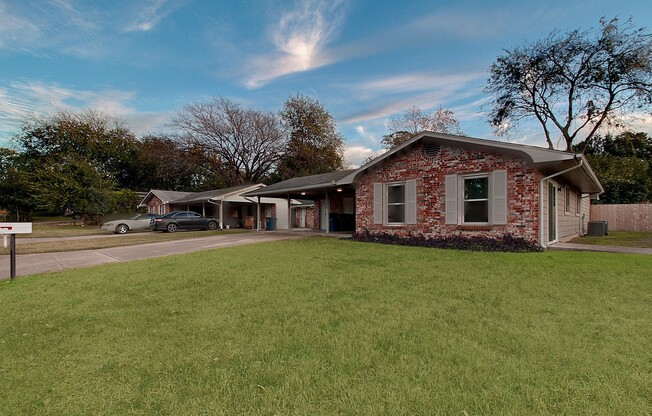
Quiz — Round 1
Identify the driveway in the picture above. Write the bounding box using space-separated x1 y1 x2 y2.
0 232 303 279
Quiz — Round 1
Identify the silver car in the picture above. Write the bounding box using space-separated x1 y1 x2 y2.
101 214 159 234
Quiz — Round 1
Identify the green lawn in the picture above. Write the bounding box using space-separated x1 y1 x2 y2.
570 231 652 248
1 238 650 415
26 223 105 238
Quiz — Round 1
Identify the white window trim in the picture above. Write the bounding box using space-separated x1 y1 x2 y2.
461 173 491 225
384 182 407 225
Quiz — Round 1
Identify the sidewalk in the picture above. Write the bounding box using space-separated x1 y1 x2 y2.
0 232 303 279
548 242 652 255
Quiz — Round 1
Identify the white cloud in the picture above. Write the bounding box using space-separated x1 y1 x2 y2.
358 71 484 94
0 81 169 143
343 145 385 169
124 0 177 32
339 71 485 124
0 2 41 49
244 0 346 88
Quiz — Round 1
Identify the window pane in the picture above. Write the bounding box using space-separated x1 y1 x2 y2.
387 184 405 204
464 201 489 222
388 204 405 223
464 177 488 200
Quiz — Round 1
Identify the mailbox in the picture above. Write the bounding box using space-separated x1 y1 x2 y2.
1 222 32 280
0 222 33 234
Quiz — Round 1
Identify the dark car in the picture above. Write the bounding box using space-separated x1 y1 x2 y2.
150 211 219 232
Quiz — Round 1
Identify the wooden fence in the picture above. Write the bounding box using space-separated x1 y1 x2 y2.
590 204 652 232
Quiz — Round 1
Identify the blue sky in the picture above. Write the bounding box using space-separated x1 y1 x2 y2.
1 0 651 166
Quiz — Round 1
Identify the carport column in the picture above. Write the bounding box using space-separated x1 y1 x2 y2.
219 202 224 229
287 194 292 231
256 197 261 231
325 190 329 234
202 202 205 217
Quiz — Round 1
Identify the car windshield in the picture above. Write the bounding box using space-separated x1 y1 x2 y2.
132 214 152 220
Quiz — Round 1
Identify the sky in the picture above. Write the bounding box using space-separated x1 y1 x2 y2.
1 0 651 166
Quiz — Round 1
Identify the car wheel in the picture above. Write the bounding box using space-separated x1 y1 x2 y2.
207 220 218 230
115 224 129 234
166 223 178 233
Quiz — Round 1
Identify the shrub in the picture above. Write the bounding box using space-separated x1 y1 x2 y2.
352 230 542 253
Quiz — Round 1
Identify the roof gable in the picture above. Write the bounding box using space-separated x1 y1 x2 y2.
338 132 603 194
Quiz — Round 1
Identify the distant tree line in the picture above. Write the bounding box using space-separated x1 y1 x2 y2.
574 131 652 204
0 94 344 221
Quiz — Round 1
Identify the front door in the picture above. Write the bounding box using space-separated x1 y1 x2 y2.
320 200 328 231
548 183 557 243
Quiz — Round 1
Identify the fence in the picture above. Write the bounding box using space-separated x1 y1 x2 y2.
590 204 652 232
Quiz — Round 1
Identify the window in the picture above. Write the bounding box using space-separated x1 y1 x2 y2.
386 183 406 223
463 176 489 223
373 180 416 225
565 187 571 213
576 192 581 215
445 171 507 226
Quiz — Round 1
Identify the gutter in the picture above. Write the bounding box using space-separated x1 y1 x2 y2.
538 157 584 248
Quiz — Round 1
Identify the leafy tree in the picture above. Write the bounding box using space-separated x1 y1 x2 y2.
574 132 652 203
173 97 286 186
276 94 344 180
275 94 344 180
382 106 463 149
132 135 225 191
17 109 140 189
12 110 141 219
28 154 117 221
486 17 652 151
0 148 36 221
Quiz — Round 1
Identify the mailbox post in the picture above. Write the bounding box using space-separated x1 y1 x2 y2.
0 223 32 280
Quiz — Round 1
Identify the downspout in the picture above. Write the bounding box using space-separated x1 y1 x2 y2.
538 157 583 248
257 197 261 231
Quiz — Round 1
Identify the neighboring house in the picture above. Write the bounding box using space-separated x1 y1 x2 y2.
292 200 316 229
138 184 293 230
245 132 603 247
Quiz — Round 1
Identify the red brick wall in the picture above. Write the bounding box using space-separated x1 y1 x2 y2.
146 196 164 214
356 144 541 242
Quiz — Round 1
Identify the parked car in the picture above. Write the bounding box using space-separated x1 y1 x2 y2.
101 213 159 234
150 211 218 232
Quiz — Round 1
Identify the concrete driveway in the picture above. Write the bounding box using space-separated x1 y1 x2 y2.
0 232 302 279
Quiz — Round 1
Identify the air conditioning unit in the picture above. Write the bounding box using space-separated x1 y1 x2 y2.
587 221 608 236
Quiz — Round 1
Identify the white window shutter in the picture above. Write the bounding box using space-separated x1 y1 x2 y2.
445 175 458 224
492 170 507 224
373 183 383 224
406 179 417 224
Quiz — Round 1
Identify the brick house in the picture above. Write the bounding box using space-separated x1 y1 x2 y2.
246 132 603 247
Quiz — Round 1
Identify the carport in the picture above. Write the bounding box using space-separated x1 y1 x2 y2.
243 170 357 233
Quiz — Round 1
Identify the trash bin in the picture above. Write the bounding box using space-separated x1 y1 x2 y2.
265 217 277 231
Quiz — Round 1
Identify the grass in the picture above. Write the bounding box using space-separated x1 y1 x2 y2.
26 224 105 238
1 229 248 255
570 231 652 248
0 238 650 415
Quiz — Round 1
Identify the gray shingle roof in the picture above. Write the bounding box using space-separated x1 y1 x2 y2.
172 184 258 203
244 170 355 196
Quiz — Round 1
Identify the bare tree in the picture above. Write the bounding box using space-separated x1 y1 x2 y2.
382 106 463 149
486 17 652 151
173 97 287 186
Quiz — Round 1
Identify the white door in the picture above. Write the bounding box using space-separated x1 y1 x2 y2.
299 208 306 228
320 200 328 231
